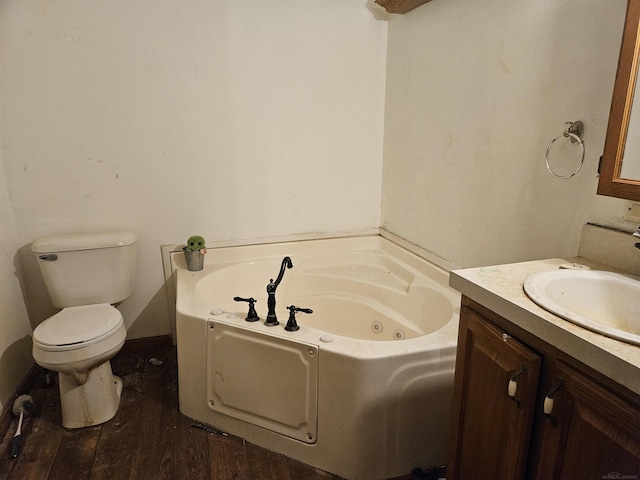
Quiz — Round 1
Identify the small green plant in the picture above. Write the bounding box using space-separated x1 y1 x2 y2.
185 235 207 253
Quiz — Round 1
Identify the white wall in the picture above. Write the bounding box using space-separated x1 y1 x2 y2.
382 0 631 268
0 1 387 339
0 158 33 408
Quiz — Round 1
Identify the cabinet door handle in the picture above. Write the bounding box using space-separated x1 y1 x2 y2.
543 380 564 414
508 364 527 398
508 378 518 397
543 379 564 417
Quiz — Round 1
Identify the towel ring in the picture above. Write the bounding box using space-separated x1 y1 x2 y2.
545 121 585 179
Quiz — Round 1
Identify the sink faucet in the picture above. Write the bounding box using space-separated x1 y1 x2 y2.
265 256 293 326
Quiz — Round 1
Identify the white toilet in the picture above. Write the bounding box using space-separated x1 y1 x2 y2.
31 231 138 429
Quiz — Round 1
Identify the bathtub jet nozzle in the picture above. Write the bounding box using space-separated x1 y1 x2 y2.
265 256 293 326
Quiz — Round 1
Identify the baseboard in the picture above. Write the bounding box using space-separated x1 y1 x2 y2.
120 335 173 354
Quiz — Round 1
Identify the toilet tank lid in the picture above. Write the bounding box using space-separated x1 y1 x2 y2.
32 231 138 253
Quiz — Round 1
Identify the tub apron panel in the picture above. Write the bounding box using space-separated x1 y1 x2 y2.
206 320 318 444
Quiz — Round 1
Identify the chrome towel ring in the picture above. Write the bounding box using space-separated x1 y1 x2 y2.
545 121 585 179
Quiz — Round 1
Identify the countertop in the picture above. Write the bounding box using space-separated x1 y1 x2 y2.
449 257 640 396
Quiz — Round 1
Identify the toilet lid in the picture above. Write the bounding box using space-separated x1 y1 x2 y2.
34 304 123 347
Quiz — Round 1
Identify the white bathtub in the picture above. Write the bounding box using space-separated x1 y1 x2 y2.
175 235 460 480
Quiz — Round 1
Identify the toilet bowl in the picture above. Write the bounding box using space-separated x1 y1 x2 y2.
31 231 137 429
32 304 127 428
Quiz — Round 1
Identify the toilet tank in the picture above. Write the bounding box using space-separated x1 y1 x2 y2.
32 231 138 308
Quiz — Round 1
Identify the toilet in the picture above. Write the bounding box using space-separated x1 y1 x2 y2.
31 231 137 429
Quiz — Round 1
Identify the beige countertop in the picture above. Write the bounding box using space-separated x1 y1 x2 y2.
449 257 640 396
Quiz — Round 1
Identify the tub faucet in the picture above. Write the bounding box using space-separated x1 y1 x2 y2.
285 305 313 332
265 256 293 326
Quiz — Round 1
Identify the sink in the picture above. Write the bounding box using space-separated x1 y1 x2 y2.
524 269 640 346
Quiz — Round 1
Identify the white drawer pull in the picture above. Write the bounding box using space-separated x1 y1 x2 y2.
544 380 564 418
508 364 527 408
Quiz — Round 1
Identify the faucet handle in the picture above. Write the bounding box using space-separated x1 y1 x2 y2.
285 305 313 332
233 296 260 322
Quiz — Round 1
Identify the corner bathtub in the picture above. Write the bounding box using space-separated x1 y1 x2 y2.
175 235 460 480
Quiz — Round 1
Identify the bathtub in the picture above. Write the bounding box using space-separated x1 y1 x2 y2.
174 235 460 480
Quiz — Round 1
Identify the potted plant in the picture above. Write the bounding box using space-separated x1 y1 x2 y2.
183 235 207 271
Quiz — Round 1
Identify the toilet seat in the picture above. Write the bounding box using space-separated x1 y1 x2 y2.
34 304 124 352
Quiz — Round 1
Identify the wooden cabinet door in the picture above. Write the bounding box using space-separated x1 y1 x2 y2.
448 307 542 480
531 361 640 480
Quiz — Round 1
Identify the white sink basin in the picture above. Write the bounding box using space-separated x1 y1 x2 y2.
524 269 640 346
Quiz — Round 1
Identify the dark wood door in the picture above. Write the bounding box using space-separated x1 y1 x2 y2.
531 360 640 480
448 307 542 480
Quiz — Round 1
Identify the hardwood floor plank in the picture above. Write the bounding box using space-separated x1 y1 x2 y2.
286 458 340 480
208 434 251 480
88 348 145 480
245 442 293 480
168 347 211 480
11 373 63 480
126 350 166 480
152 416 180 480
171 416 211 480
48 427 100 480
0 363 41 467
128 345 178 480
0 415 19 478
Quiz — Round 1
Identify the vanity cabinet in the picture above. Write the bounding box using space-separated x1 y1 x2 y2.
447 297 640 480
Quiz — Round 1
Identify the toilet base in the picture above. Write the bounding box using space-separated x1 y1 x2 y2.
58 361 123 429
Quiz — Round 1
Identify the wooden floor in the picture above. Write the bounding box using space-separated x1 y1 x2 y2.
0 337 437 480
